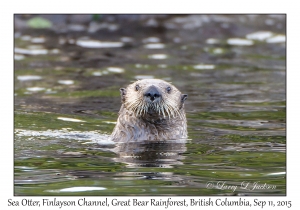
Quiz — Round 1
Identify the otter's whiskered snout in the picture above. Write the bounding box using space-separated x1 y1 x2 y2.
111 79 188 142
121 79 187 120
144 85 161 102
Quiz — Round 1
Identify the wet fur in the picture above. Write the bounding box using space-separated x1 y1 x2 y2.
110 79 187 142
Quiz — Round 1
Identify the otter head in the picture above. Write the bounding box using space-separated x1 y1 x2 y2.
120 79 187 119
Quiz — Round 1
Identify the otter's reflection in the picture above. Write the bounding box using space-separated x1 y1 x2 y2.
113 139 187 168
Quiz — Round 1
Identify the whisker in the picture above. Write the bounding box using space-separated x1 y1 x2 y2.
124 93 184 121
164 104 171 119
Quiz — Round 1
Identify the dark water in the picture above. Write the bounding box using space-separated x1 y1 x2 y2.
14 14 286 196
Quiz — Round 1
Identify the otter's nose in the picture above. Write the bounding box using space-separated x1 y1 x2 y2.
144 86 161 101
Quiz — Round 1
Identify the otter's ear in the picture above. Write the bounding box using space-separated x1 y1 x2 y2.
120 88 126 98
181 94 188 103
120 88 126 102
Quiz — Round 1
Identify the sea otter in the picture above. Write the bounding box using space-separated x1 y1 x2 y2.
110 79 187 142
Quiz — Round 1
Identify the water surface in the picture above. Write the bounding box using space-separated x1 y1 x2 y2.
14 14 286 196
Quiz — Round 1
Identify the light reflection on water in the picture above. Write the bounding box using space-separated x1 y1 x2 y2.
266 35 286 43
148 54 168 59
15 129 111 144
227 38 253 46
15 47 49 55
193 64 215 70
76 39 124 48
246 31 274 41
14 15 286 196
17 75 42 81
57 80 74 85
144 43 165 49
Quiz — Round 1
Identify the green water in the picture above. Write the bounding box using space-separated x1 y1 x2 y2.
14 14 286 196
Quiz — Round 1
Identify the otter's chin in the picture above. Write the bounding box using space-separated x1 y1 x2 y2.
146 106 158 115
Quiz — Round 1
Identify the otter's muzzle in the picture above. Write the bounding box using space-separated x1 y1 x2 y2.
144 86 161 102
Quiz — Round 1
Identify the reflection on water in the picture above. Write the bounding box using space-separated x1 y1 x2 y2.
113 140 187 168
17 75 42 81
144 43 165 49
227 38 253 46
193 64 215 70
14 14 286 196
246 31 274 41
47 187 107 193
266 35 286 43
148 54 168 59
76 39 124 48
15 129 111 144
15 47 49 55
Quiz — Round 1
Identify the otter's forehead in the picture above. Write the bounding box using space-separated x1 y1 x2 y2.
132 79 172 87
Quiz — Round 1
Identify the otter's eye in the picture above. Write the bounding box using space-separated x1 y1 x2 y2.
166 86 171 93
135 84 140 91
